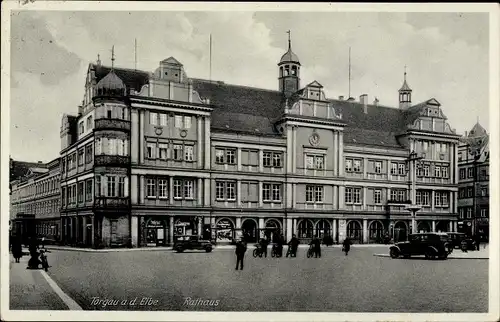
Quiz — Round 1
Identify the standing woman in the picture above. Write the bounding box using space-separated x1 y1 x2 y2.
342 237 352 256
12 235 23 263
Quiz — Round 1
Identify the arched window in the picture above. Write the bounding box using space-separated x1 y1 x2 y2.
369 221 384 243
347 221 362 243
315 219 331 238
298 219 314 239
291 65 297 76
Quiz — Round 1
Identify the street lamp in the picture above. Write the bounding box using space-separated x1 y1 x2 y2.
406 150 424 234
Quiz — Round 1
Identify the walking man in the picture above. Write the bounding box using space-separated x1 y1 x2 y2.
235 237 247 270
287 234 300 257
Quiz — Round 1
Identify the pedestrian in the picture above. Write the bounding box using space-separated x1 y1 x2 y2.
275 234 284 257
235 237 247 270
12 235 23 263
259 237 268 258
287 234 300 257
475 234 481 251
313 236 321 258
460 239 468 253
342 237 352 256
27 237 40 269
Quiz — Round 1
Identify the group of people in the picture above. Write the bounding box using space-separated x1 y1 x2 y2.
10 235 48 270
234 234 354 270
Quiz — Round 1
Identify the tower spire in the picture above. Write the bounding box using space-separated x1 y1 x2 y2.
111 45 115 70
287 30 291 49
404 65 407 82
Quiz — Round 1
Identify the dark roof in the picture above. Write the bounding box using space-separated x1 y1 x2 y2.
96 70 126 90
192 80 284 136
399 79 412 91
92 64 150 92
10 160 47 182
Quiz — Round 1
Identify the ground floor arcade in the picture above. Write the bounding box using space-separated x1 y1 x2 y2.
58 212 459 248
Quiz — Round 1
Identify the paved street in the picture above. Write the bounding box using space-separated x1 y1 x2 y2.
10 246 488 312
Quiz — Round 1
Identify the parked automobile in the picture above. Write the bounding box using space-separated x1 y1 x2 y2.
389 233 453 260
447 232 475 250
173 235 213 253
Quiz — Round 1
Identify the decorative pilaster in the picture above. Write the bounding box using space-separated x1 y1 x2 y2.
338 132 344 176
292 126 297 173
362 219 368 244
258 181 263 207
432 221 436 232
139 109 145 164
169 176 174 205
197 117 203 168
204 178 210 207
197 178 202 206
333 131 339 176
204 117 211 169
139 175 145 204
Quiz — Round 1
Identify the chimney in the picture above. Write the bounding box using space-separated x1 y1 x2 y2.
338 96 344 101
360 94 368 114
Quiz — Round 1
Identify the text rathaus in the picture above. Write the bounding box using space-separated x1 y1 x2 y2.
11 38 462 248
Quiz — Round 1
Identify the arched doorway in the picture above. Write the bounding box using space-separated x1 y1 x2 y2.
394 221 407 242
347 220 363 244
315 219 331 238
436 221 449 232
144 218 168 247
241 219 258 243
369 221 384 243
297 219 314 240
215 218 235 243
417 221 431 233
265 219 282 243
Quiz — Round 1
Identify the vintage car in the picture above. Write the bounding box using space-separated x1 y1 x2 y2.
173 235 213 253
446 232 475 250
389 232 453 260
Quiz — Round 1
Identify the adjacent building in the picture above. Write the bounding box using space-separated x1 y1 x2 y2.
11 38 463 248
457 123 490 240
10 158 61 242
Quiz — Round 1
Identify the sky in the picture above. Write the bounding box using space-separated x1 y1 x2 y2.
9 9 491 162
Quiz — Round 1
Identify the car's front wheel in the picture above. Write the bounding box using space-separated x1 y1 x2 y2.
425 249 436 260
389 248 400 259
205 246 212 253
175 247 184 253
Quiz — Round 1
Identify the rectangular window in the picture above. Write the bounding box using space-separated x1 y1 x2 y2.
345 188 353 203
306 185 314 202
117 139 124 156
61 187 66 206
215 149 225 163
442 167 448 178
467 168 474 178
226 182 236 201
159 113 167 126
434 166 441 178
374 189 382 204
273 153 283 168
184 180 194 199
78 182 85 202
108 138 116 155
174 180 182 199
345 159 353 172
95 176 101 197
85 144 93 163
158 179 168 199
391 163 398 175
263 152 272 167
95 139 102 155
398 163 405 175
118 177 125 197
146 178 156 198
184 145 194 162
374 161 382 174
315 186 324 202
86 116 93 130
147 143 156 159
85 179 92 201
459 208 464 219
467 187 473 197
480 208 487 217
353 188 361 204
107 176 116 197
353 160 362 172
150 112 158 125
423 165 430 177
184 116 191 129
262 183 271 201
466 208 472 219
158 143 168 160
226 150 236 164
78 149 84 166
459 168 466 179
173 144 183 161
78 121 84 135
216 181 225 200
175 116 183 128
272 184 281 202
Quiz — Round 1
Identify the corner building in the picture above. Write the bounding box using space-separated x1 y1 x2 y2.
59 41 461 248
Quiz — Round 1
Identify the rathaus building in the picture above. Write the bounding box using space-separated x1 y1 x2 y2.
57 39 461 248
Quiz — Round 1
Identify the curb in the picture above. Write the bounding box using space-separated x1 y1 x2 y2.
373 253 489 260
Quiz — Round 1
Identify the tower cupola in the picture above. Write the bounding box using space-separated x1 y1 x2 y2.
95 46 126 97
278 30 301 98
398 66 412 109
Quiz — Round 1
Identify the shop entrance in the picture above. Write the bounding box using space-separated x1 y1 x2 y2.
145 219 168 246
241 219 258 243
265 219 281 243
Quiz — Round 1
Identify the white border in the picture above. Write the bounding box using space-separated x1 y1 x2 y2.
1 2 499 322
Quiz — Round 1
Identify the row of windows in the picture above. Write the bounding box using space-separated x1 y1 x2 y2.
78 116 94 136
458 186 489 198
214 148 285 168
346 159 408 175
37 223 59 237
146 178 193 200
459 167 488 180
146 142 193 161
416 164 449 178
61 176 129 206
62 143 93 173
12 199 60 215
12 176 60 200
149 112 191 129
95 138 129 156
458 207 488 219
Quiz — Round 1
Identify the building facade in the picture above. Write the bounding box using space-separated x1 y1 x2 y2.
11 39 462 248
457 123 489 240
10 158 61 242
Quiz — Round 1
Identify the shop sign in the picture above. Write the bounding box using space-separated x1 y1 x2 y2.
148 220 164 227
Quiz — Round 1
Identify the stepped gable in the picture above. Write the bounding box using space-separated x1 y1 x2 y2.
92 64 150 92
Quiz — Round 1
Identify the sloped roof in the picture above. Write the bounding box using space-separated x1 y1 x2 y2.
10 160 47 182
279 45 300 65
399 80 412 91
161 57 183 66
468 122 488 138
92 64 150 92
96 70 126 90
